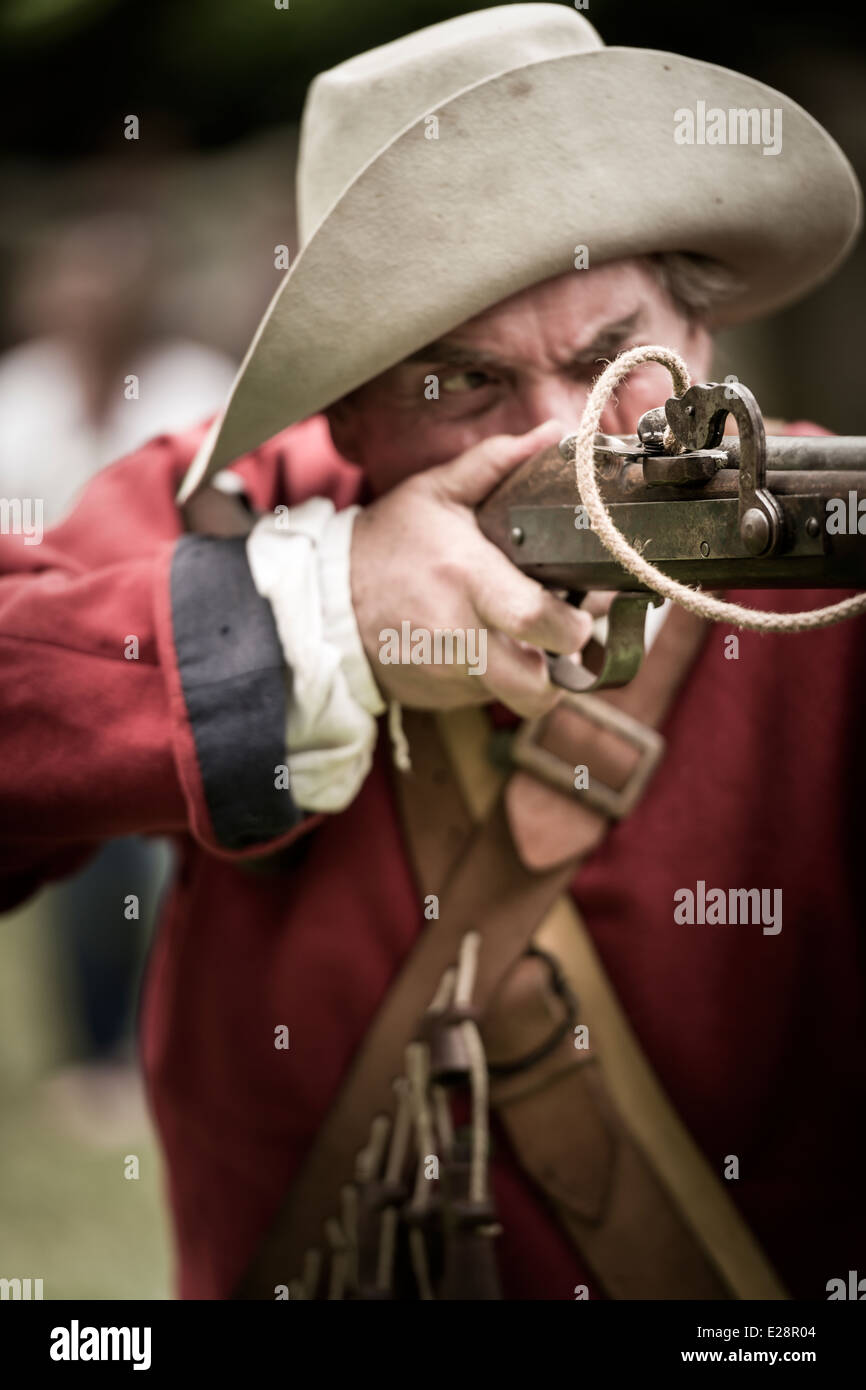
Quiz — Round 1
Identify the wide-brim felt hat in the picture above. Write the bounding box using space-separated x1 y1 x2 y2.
179 3 861 500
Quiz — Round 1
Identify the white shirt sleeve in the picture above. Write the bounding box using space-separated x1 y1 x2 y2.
245 500 386 813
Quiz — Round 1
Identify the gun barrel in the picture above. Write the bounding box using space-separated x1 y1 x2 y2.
477 438 866 593
730 435 866 471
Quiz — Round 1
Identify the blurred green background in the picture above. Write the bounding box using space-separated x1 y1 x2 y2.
0 882 171 1299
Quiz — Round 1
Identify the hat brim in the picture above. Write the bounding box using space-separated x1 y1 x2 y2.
179 46 861 500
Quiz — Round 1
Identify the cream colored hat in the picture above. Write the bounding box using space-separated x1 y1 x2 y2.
179 3 861 500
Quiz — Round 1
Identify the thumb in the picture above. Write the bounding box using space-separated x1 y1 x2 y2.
434 418 566 506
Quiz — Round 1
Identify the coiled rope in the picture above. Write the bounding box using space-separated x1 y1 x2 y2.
571 345 866 632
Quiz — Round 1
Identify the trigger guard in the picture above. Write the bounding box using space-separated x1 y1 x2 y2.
547 592 661 692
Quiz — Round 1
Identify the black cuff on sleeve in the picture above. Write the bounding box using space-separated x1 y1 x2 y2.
171 534 303 849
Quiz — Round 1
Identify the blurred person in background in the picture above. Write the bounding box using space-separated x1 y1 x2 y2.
0 211 235 1139
0 211 236 523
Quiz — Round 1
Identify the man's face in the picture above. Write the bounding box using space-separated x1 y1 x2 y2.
328 257 713 495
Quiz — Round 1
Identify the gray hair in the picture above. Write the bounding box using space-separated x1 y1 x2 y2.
648 251 742 325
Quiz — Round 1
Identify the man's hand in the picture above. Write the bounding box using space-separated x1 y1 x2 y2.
350 420 594 717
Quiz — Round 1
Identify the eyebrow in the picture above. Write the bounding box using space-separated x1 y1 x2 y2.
405 312 642 372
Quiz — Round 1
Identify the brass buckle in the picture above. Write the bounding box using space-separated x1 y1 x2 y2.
508 691 665 820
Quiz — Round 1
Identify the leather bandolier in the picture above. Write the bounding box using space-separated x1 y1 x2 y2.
235 602 789 1301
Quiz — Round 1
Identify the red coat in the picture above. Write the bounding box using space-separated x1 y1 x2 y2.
1 415 864 1300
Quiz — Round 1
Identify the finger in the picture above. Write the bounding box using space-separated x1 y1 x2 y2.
480 630 565 720
581 589 617 618
433 418 565 506
472 546 594 654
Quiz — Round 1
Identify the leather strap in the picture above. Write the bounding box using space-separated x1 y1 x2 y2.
234 774 580 1295
420 610 786 1298
523 897 788 1298
233 606 707 1297
505 602 709 870
482 947 731 1298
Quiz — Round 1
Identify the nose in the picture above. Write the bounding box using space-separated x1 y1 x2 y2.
601 363 681 437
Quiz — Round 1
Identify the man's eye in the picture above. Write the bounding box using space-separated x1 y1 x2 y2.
439 370 491 394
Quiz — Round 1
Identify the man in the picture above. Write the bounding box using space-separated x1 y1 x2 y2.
1 6 864 1300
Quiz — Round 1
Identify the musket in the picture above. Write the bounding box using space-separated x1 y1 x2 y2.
477 379 866 690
